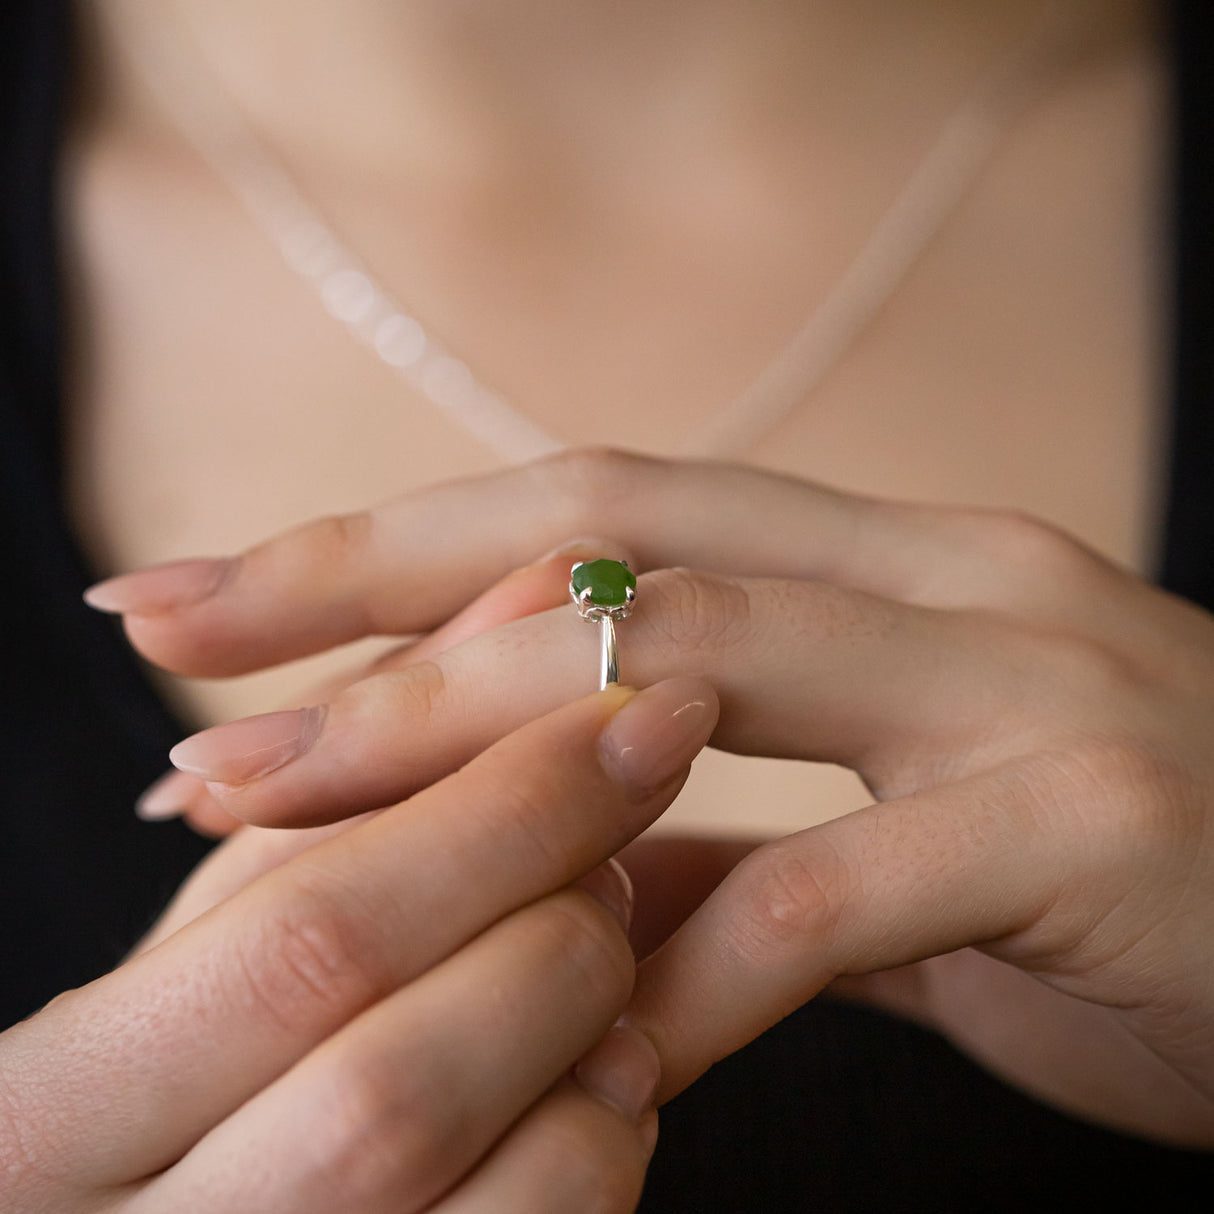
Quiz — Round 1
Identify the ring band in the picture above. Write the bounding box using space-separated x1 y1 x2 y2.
569 559 637 690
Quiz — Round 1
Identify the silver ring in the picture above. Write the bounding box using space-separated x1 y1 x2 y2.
569 559 636 690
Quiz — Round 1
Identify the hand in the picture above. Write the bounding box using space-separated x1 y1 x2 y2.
109 533 754 982
88 449 1214 1147
0 677 718 1212
126 539 634 836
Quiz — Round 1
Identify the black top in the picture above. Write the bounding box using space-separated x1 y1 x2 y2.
1 3 1211 1209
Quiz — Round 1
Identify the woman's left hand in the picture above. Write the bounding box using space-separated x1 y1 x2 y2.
89 450 1214 1148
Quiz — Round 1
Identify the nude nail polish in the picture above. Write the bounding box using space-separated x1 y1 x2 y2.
135 769 197 820
169 706 326 784
83 557 232 615
598 677 718 795
576 858 635 932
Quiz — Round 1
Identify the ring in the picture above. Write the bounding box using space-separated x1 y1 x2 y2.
569 559 637 690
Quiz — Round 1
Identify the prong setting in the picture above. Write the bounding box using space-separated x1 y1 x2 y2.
570 558 636 687
569 558 636 622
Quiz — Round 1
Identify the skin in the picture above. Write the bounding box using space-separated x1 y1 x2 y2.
88 450 1214 1152
67 0 1161 779
24 0 1183 1204
0 677 722 1212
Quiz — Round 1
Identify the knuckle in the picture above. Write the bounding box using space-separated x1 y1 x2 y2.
640 568 753 656
375 657 450 723
1005 744 1196 951
1021 626 1144 708
532 447 650 532
727 837 850 957
962 508 1088 579
1007 739 1204 972
244 510 378 636
227 883 388 1033
310 1056 455 1204
1032 738 1196 851
279 510 376 578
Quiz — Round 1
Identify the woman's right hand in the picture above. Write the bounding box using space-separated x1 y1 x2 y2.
0 678 717 1213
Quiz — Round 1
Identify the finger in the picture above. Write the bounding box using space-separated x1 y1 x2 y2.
155 886 637 1214
623 753 1169 1105
135 767 239 833
131 816 377 954
433 1080 658 1214
179 796 243 837
137 541 632 829
394 539 637 669
139 834 628 963
86 450 1136 677
175 567 1048 828
1 680 717 1188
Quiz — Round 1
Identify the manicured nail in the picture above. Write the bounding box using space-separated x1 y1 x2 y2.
169 706 326 784
84 557 233 615
598 677 718 795
574 1024 661 1124
135 769 198 820
576 858 634 932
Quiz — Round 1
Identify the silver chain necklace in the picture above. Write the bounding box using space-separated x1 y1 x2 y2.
110 0 1088 464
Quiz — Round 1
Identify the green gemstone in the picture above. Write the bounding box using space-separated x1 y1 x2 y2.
571 558 635 608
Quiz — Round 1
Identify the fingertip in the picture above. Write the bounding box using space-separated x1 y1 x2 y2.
136 769 198 821
598 677 719 795
137 769 243 836
574 1023 662 1125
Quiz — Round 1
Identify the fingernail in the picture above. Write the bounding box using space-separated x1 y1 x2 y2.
83 557 233 615
576 858 634 932
135 769 198 820
575 1024 661 1124
599 677 718 795
168 706 326 784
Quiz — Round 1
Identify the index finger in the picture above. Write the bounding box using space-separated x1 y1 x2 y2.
1 679 717 1190
172 567 1045 830
85 449 1071 677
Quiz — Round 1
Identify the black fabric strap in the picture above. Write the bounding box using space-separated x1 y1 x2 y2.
0 0 212 1026
0 0 68 467
1159 0 1214 610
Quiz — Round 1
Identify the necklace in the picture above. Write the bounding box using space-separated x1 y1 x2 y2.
109 0 1090 464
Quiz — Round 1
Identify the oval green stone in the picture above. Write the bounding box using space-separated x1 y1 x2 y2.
571 558 635 608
